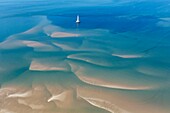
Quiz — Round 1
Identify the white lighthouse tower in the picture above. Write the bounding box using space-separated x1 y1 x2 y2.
76 15 80 23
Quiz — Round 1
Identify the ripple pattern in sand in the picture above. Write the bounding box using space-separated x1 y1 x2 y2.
0 16 170 113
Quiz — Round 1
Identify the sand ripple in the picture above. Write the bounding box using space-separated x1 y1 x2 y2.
67 53 117 67
0 15 170 113
68 61 161 90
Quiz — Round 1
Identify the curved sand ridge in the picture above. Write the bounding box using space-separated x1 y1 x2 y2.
68 61 160 90
79 96 130 113
43 23 108 39
43 20 81 38
67 52 145 68
67 53 118 67
50 29 120 53
75 73 152 90
75 70 153 90
0 16 82 51
22 16 51 34
112 53 143 58
0 16 48 49
77 86 170 113
0 38 57 51
53 42 76 51
0 84 111 113
22 40 59 51
136 62 170 78
53 40 109 52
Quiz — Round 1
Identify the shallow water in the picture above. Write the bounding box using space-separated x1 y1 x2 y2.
0 1 170 113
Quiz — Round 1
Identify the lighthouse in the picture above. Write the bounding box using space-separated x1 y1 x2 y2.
76 15 80 23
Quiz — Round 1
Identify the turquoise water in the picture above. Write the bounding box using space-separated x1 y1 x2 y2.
0 0 170 113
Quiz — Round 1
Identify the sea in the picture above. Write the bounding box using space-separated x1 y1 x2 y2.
0 0 170 113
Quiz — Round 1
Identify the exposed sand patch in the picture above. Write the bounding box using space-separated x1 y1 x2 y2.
29 60 69 71
51 32 80 38
22 41 45 47
22 40 59 51
0 39 57 51
112 54 143 58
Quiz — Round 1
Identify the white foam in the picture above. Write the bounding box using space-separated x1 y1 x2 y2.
8 90 32 98
48 91 67 102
